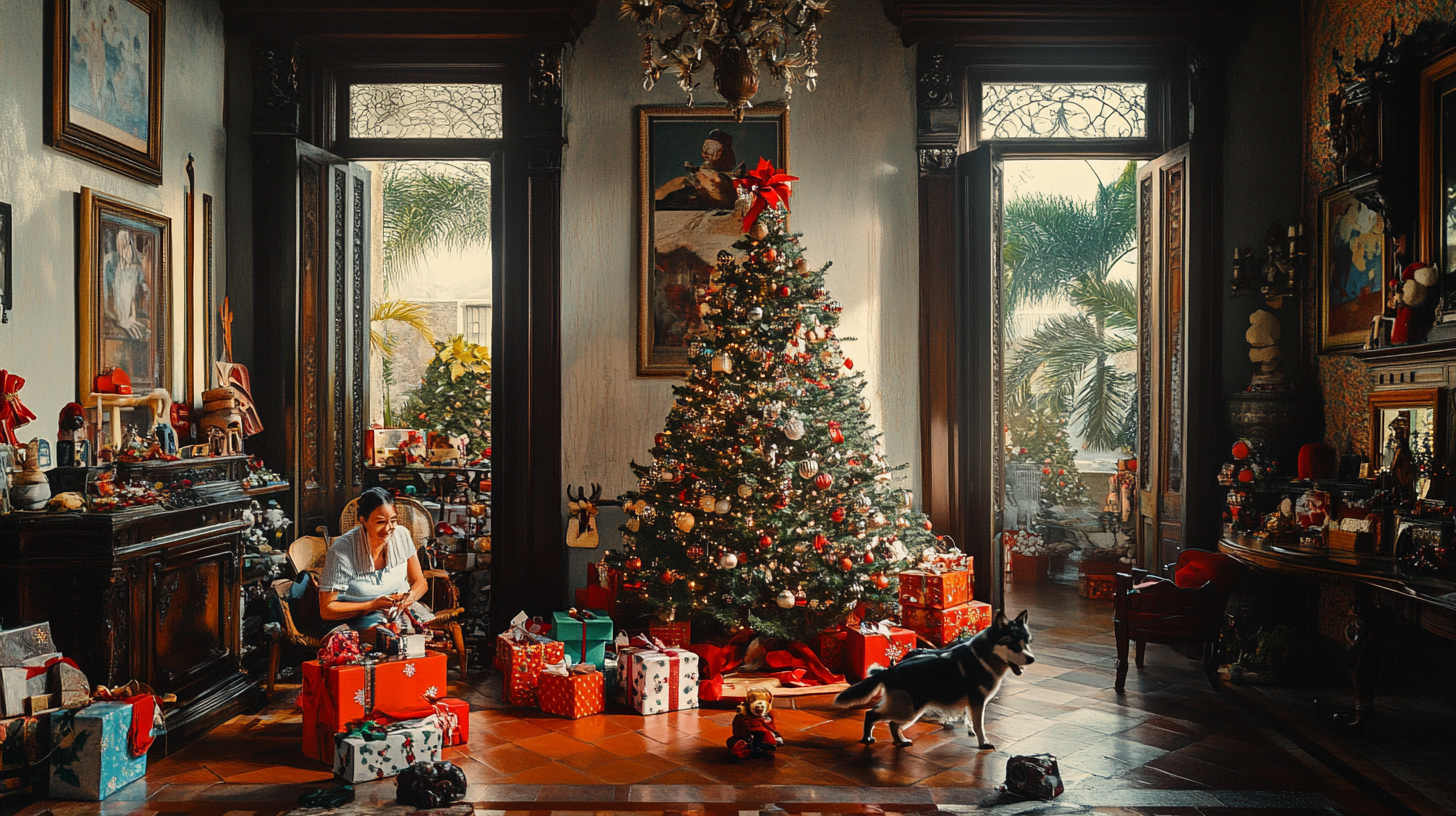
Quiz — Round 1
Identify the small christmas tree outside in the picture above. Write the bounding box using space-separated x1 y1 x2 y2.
403 335 492 460
1006 405 1089 508
607 161 940 643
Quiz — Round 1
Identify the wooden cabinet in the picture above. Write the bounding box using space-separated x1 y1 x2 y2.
0 464 266 751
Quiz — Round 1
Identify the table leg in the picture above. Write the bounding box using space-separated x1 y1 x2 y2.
1333 593 1383 729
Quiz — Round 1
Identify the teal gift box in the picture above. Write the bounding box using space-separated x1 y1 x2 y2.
550 611 613 669
49 703 148 801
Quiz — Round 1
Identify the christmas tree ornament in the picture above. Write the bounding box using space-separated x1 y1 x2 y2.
639 477 653 491
868 513 887 530
737 484 754 499
699 494 717 513
863 550 875 564
776 590 796 609
831 507 847 523
814 472 834 490
899 488 914 509
794 258 809 276
758 534 774 549
783 416 806 440
655 432 668 447
675 512 696 532
795 589 808 606
626 557 643 571
714 498 731 514
750 222 769 241
923 520 934 530
797 456 819 479
719 552 739 569
872 573 890 589
640 504 657 522
813 533 829 551
661 571 676 584
828 421 844 444
844 358 853 369
854 493 873 514
839 557 854 571
626 517 641 532
777 284 791 297
712 354 733 373
748 306 764 321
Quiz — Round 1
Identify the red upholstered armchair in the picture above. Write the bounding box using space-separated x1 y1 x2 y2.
1113 549 1246 692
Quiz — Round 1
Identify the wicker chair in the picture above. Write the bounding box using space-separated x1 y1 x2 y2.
265 529 332 698
339 494 469 675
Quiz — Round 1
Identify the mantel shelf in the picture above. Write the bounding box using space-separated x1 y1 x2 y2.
1350 338 1456 365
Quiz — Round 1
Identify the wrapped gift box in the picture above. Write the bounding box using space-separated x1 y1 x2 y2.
623 644 699 715
430 697 469 747
333 720 442 783
1 713 50 775
299 652 448 764
1079 574 1116 600
817 628 849 673
48 703 148 801
0 624 55 669
846 625 917 681
496 635 565 707
902 601 992 646
1 654 66 717
538 670 605 719
575 562 622 617
551 612 613 669
648 620 691 648
898 565 973 609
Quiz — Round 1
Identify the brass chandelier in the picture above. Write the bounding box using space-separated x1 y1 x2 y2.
621 0 829 121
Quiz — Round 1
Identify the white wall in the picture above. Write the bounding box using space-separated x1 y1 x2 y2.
560 0 921 500
0 0 226 432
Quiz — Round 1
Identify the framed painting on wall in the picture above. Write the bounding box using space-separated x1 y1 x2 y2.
637 106 788 376
1319 180 1390 353
78 188 171 403
48 0 165 185
1420 48 1456 313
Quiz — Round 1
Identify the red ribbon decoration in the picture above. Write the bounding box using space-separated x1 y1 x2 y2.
0 370 36 446
23 656 78 680
734 158 799 232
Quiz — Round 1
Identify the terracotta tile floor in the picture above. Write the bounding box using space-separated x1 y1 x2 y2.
12 582 1439 816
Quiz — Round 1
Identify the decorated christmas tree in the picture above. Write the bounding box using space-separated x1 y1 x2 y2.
606 162 939 643
1007 405 1089 508
404 335 492 459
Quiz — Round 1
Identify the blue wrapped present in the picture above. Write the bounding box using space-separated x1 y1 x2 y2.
49 703 148 800
550 611 613 669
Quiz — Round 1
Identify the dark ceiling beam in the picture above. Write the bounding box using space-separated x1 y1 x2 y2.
882 0 1245 46
220 0 598 43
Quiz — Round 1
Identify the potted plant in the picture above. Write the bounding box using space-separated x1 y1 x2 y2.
1004 529 1049 584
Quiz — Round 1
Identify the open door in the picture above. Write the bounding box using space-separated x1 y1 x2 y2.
955 145 1004 613
251 136 371 535
1135 144 1200 572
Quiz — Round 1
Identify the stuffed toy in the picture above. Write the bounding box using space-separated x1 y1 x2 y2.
727 687 784 759
1389 262 1439 345
396 760 467 808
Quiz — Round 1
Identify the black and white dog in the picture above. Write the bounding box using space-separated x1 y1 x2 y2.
833 610 1034 749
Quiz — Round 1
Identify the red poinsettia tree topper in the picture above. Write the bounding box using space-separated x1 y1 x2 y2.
735 158 798 232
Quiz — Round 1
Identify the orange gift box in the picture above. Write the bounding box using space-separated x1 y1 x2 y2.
898 564 973 609
432 697 470 746
845 625 917 681
537 670 605 719
496 635 565 707
647 621 691 647
299 652 448 764
1079 574 1115 600
902 601 991 646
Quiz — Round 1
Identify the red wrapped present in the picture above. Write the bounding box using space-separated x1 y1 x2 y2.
1079 574 1115 600
430 697 469 747
537 669 605 719
648 620 691 648
845 622 917 681
898 563 973 609
575 562 622 617
496 634 565 707
902 601 991 646
298 652 448 764
817 627 849 673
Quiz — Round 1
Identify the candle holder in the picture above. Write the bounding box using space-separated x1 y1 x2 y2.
1231 222 1307 299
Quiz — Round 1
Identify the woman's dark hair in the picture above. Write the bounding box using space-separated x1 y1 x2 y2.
357 487 395 522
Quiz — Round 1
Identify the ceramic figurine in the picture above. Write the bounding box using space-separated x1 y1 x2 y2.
10 439 51 511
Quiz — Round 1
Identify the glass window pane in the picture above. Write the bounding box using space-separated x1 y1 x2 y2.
981 82 1147 140
349 83 503 139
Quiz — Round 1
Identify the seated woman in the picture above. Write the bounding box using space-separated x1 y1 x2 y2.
319 488 432 639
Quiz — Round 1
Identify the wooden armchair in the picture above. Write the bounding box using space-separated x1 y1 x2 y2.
265 529 332 697
1113 549 1246 692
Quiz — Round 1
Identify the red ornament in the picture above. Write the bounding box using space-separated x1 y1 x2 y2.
660 571 676 585
839 557 855 572
778 284 791 297
815 473 835 491
813 533 829 551
1237 468 1254 483
1042 468 1051 475
872 573 890 589
759 534 774 549
844 359 854 370
828 421 844 444
831 507 847 523
626 557 642 571
1057 469 1065 475
1019 447 1028 454
863 551 875 564
1231 441 1250 461
773 493 789 509
655 433 667 447
765 248 778 262
923 520 933 530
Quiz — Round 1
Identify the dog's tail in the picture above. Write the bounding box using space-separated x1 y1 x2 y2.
833 674 885 708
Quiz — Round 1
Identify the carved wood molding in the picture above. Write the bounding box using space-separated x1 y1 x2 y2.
918 147 957 176
222 0 598 43
882 0 1243 46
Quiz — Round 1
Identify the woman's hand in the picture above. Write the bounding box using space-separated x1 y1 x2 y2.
367 595 397 612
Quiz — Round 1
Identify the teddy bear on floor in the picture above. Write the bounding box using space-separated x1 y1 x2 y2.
728 687 784 759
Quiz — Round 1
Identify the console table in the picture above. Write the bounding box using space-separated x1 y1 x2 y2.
0 456 272 752
1219 535 1456 727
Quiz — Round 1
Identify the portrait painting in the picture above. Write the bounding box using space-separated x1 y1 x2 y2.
638 106 788 376
1319 182 1389 353
48 0 164 185
79 188 170 403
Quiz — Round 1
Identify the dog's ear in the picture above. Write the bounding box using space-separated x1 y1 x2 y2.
1015 609 1029 624
994 609 1009 627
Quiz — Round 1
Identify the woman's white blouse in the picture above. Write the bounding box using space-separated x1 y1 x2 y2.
319 526 415 602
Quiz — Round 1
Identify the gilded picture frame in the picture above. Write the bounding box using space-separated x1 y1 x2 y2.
1420 48 1456 312
637 105 788 377
48 0 166 185
1319 179 1390 353
78 187 171 404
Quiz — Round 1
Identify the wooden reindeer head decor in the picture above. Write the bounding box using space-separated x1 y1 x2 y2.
566 483 602 549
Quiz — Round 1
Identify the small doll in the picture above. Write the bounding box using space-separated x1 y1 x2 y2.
1389 262 1439 345
727 687 784 759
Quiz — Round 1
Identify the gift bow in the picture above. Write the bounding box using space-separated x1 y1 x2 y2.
734 158 799 232
343 719 389 742
859 619 896 639
0 370 36 446
23 655 78 680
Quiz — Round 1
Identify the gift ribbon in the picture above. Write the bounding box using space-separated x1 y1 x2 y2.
342 719 388 742
22 656 78 680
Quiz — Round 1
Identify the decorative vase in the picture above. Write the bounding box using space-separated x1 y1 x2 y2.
1226 390 1302 472
712 44 759 112
1011 553 1048 585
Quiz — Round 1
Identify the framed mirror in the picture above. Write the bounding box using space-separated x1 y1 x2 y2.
1369 387 1443 500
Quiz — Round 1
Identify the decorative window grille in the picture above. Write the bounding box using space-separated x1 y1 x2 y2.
348 83 503 139
980 82 1147 140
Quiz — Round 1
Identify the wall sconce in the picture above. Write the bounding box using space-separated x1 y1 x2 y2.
1231 222 1307 299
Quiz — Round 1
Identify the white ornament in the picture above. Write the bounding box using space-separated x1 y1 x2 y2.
797 457 820 479
714 499 731 514
776 590 797 609
855 493 874 514
783 416 806 440
748 306 764 321
719 552 739 569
